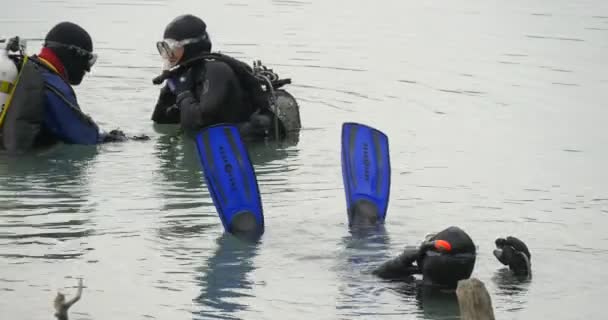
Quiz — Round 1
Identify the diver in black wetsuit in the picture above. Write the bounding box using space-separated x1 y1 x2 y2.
373 226 477 289
374 227 532 288
151 14 287 139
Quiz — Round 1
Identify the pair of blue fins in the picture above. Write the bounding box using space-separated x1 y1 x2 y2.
195 122 390 239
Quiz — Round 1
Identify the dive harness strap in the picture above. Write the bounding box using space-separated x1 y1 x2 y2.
44 83 97 127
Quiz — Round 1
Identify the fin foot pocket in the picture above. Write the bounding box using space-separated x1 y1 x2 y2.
230 211 259 234
350 199 380 226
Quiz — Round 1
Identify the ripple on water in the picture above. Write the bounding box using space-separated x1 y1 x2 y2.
2 1 608 319
525 34 585 42
193 235 260 319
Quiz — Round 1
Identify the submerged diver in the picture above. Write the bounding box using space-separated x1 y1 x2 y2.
151 14 300 140
0 22 129 154
373 226 477 289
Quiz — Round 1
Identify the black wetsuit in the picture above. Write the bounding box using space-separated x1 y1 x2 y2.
151 59 272 138
374 226 476 289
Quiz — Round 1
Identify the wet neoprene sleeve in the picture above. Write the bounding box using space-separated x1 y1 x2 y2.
373 248 422 279
175 62 233 132
151 85 179 124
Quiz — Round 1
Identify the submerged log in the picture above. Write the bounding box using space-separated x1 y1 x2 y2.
54 278 83 320
456 278 495 320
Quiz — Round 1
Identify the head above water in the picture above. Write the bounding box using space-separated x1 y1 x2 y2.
158 14 212 68
419 226 477 289
44 22 97 85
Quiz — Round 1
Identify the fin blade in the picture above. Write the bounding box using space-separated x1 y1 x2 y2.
341 122 391 226
195 125 264 237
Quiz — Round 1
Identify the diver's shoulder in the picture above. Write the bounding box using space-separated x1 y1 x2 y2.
206 59 235 74
28 56 55 74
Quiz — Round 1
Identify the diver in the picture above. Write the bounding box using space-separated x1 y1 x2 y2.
0 22 129 154
151 14 301 140
339 122 530 288
373 226 477 289
373 228 532 287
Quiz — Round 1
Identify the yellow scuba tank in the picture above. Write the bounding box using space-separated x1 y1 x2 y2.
0 37 24 128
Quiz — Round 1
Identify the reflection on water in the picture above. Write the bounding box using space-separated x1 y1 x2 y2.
491 268 531 312
246 134 301 193
153 125 207 208
194 235 260 320
340 226 392 274
335 226 394 318
150 129 299 319
0 146 97 261
2 0 608 319
151 126 301 237
415 286 460 320
392 282 462 320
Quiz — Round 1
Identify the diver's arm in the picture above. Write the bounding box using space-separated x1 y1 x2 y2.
151 84 179 124
64 278 83 308
43 86 101 145
175 63 232 132
54 278 83 320
373 248 422 279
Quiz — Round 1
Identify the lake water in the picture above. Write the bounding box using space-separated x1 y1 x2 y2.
1 0 608 319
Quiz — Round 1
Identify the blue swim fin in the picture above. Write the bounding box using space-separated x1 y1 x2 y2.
341 122 391 226
195 124 264 238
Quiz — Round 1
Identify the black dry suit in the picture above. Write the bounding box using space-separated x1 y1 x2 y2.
373 226 476 289
151 53 299 140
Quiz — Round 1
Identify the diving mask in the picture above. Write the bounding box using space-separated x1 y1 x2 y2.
44 41 97 69
156 35 207 67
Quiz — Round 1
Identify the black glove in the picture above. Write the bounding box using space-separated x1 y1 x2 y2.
101 129 128 143
373 247 422 279
494 236 531 276
172 68 195 96
158 83 176 104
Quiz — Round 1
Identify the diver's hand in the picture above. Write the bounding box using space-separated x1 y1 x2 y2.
100 129 128 143
493 236 531 276
164 104 180 118
172 68 195 96
159 82 176 99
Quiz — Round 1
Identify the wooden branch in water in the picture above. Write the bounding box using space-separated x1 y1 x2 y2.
456 278 495 320
54 278 83 320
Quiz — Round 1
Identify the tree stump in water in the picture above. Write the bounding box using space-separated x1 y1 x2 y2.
456 278 495 320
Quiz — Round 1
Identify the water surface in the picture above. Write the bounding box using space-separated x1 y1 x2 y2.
1 0 608 319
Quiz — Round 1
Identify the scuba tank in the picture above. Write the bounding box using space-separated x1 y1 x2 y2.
152 54 300 140
0 37 20 118
0 36 26 127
